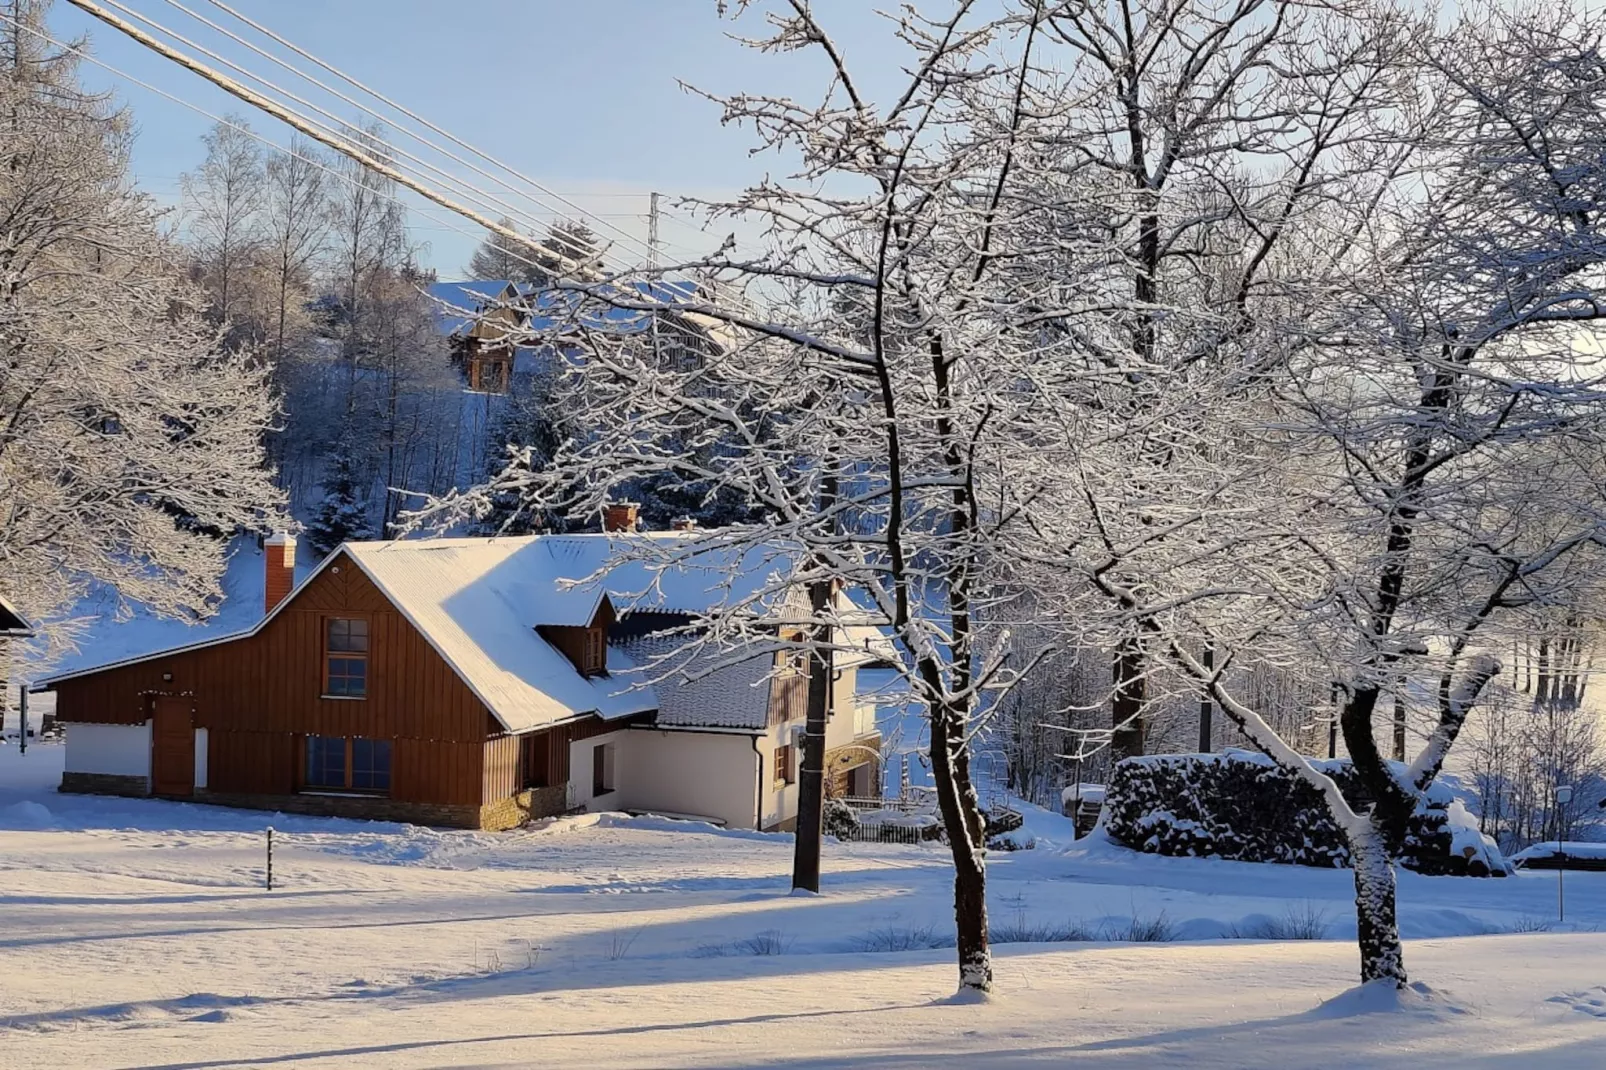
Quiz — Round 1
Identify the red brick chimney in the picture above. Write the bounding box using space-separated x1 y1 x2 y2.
264 531 296 615
603 502 640 533
670 516 697 532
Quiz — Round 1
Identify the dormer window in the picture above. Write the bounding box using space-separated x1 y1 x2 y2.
536 622 609 678
536 593 614 678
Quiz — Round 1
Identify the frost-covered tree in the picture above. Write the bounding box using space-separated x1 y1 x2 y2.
414 2 1115 996
261 136 330 370
182 116 267 350
533 219 602 281
0 0 283 650
1055 5 1606 988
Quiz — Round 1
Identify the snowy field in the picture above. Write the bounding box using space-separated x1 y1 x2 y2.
4 743 1606 1068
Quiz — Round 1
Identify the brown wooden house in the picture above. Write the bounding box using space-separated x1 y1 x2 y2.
40 524 884 831
429 280 525 395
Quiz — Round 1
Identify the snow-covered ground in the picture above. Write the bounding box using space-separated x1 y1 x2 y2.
4 741 1606 1068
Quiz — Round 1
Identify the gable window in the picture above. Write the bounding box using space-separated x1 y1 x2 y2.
592 741 616 797
584 626 606 676
325 618 369 698
775 743 795 787
304 735 391 794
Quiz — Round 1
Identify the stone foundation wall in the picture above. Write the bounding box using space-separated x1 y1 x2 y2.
195 790 482 829
60 771 151 798
480 786 569 830
62 776 579 832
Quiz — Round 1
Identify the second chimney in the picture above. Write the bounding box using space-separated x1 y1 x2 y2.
264 531 296 615
670 516 698 532
603 502 640 533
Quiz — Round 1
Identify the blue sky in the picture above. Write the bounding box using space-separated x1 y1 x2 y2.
46 0 902 276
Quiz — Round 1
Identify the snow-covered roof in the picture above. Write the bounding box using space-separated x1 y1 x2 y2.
614 631 774 731
322 533 794 733
343 539 656 732
36 533 800 736
428 280 520 338
0 595 32 638
524 280 703 336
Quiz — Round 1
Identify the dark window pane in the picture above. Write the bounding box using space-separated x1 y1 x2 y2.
328 618 369 653
351 738 391 792
326 656 367 697
306 735 346 788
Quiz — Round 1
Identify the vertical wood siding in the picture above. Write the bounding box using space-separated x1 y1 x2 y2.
52 554 493 806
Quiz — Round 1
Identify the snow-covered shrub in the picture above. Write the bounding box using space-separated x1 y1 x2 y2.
1103 749 1510 877
823 797 860 841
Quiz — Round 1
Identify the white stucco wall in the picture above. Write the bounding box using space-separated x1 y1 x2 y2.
625 729 760 829
194 727 208 789
64 721 151 777
758 720 801 830
570 729 630 812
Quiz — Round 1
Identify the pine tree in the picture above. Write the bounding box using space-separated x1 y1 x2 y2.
467 216 544 285
306 437 373 556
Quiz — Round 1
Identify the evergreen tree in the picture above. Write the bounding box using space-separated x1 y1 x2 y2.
470 388 562 536
468 216 545 285
306 436 373 556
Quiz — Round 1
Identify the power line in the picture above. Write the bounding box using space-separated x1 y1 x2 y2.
57 0 774 324
102 0 575 251
189 0 669 268
148 0 614 262
0 13 565 284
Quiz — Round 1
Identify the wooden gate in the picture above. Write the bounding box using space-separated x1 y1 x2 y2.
150 695 194 797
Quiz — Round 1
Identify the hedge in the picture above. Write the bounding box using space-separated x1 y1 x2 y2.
1102 749 1508 877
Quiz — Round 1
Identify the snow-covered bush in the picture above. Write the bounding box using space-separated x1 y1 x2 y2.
1103 750 1510 877
823 798 860 842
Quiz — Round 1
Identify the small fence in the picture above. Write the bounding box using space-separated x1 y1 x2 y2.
833 793 1023 846
838 820 943 845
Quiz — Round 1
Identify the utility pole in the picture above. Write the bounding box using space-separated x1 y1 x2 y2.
648 191 660 270
792 463 839 894
1197 644 1214 753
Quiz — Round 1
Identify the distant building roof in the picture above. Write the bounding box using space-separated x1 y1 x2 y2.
524 279 704 336
0 595 32 638
428 280 520 338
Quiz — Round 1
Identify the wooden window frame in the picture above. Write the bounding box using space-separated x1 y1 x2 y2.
470 352 511 394
774 743 795 788
584 626 606 676
301 734 392 796
322 616 370 700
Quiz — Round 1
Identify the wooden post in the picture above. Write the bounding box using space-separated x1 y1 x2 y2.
266 826 274 891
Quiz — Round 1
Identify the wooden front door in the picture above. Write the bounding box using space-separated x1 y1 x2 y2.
151 696 195 797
